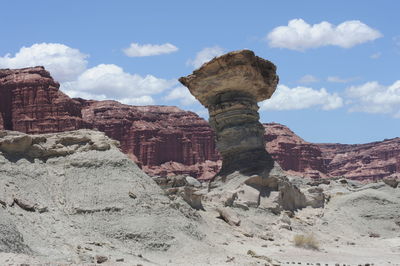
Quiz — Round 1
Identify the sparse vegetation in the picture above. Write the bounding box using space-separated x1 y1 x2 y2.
293 234 319 250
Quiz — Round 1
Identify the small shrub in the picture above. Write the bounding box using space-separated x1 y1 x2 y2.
293 234 319 250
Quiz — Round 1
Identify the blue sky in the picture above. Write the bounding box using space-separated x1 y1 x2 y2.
1 0 399 144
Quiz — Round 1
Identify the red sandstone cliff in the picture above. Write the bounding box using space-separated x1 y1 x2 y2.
318 139 400 181
1 66 399 181
0 67 90 134
264 123 327 179
79 100 220 179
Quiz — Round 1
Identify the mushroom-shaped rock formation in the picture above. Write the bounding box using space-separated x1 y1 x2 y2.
179 50 279 176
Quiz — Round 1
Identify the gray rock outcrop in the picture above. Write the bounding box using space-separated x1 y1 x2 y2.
0 129 207 264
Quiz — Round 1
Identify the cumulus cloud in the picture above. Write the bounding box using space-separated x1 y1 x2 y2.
260 85 343 111
298 74 319 84
327 76 359 83
123 42 178 57
0 43 88 82
346 81 400 117
267 19 382 51
62 64 175 105
164 86 197 105
120 96 155 105
187 46 225 68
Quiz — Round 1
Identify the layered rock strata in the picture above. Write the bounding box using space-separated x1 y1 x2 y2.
265 123 327 179
79 100 220 179
0 67 90 134
179 50 279 175
318 138 400 180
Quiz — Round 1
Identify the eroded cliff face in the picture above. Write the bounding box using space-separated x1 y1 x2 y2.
264 123 327 179
0 67 90 134
318 139 400 180
79 100 220 179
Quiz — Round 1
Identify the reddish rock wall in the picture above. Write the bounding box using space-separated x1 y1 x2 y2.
0 67 90 134
318 139 400 180
264 123 327 179
79 100 220 179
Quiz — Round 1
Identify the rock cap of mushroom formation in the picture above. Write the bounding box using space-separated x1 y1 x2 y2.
179 49 278 107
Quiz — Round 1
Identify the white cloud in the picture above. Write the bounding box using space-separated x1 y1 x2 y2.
187 46 225 68
298 74 318 84
267 19 382 51
165 86 197 105
260 85 343 111
120 96 155 105
0 43 177 106
62 64 175 104
327 76 359 83
123 42 178 57
370 52 381 59
0 43 88 82
346 81 400 117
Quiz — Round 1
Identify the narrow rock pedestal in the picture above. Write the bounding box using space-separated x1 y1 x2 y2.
179 50 279 176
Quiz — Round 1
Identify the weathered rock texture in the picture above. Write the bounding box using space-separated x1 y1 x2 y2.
1 130 399 265
265 123 327 179
79 100 220 179
179 50 279 175
318 138 400 181
0 67 90 134
0 129 208 264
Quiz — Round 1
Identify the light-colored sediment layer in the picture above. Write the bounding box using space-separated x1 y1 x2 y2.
0 130 399 265
179 49 278 107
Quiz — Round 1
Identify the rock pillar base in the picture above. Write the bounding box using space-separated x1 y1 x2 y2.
208 91 274 175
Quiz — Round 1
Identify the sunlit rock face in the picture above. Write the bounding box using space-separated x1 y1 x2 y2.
0 66 89 133
179 50 279 175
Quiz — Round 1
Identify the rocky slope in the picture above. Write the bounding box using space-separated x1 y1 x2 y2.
0 130 214 265
1 66 399 181
1 130 399 265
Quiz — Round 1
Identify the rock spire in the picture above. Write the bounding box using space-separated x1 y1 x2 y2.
179 50 279 176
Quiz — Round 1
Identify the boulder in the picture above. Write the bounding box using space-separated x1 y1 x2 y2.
182 187 204 210
185 176 202 187
383 177 399 188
